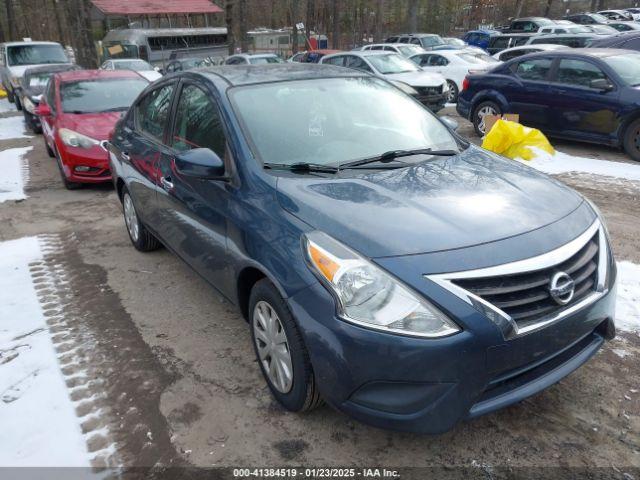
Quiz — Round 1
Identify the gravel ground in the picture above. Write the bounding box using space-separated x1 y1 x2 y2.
0 104 638 477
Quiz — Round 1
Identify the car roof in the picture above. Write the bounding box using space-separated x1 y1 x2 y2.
1 41 63 47
233 53 278 58
198 64 364 87
54 69 147 82
507 48 636 60
110 58 148 62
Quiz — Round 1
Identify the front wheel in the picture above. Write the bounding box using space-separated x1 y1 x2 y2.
249 279 323 412
122 189 162 251
446 80 459 104
54 149 82 190
622 119 640 162
6 87 14 104
14 94 22 111
473 100 501 136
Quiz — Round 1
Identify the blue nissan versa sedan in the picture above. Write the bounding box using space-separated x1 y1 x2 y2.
107 64 617 433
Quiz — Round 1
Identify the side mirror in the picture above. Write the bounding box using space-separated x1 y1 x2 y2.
35 103 51 116
441 116 459 131
590 78 613 92
175 148 226 179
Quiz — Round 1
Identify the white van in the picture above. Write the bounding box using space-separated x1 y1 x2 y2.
0 41 71 109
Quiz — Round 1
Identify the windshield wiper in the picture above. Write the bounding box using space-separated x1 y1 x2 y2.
264 162 339 174
101 107 128 112
342 148 459 169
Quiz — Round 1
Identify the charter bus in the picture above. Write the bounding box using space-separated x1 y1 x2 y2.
101 28 228 67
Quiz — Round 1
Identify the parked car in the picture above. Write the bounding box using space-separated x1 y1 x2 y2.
583 24 620 35
36 70 149 189
588 31 640 50
443 37 467 47
504 17 556 33
487 34 536 54
463 30 501 51
225 53 284 65
565 13 612 25
16 64 80 133
608 22 640 33
100 59 162 82
457 49 640 161
492 43 566 61
106 63 616 433
625 7 640 20
538 25 592 34
525 33 598 48
287 51 306 62
320 51 448 111
164 57 214 73
0 41 70 110
597 10 634 21
359 43 426 58
300 49 341 63
386 33 447 50
410 49 500 102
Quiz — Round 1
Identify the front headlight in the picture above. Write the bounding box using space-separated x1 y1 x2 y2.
389 80 418 96
303 231 460 338
10 75 21 87
59 128 100 149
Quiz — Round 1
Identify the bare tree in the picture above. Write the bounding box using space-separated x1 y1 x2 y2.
239 0 248 51
225 0 236 54
290 0 299 54
305 0 315 35
514 0 525 18
375 0 384 41
331 0 340 49
63 0 98 67
543 0 553 17
407 0 418 32
5 0 18 40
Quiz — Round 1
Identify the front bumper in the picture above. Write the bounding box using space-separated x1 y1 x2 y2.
416 92 447 112
288 275 617 434
57 143 112 183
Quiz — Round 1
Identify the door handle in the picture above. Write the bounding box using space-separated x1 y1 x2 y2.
160 176 174 190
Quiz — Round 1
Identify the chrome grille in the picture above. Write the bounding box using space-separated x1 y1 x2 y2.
416 86 442 96
453 233 599 328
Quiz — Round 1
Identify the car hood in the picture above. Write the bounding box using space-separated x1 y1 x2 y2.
276 146 584 258
60 112 122 141
9 63 72 80
137 70 162 82
385 71 446 87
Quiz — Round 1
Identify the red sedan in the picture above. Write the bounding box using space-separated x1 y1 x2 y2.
36 70 149 189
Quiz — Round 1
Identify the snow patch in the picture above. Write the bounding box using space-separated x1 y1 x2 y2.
0 98 14 113
518 147 640 182
0 116 31 140
0 146 31 202
616 261 640 335
0 237 90 467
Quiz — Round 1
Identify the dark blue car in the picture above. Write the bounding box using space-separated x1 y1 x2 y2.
107 64 617 433
457 48 640 161
463 30 501 51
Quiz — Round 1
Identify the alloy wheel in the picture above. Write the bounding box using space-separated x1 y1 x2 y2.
477 105 497 134
253 300 293 393
446 81 457 103
123 194 140 242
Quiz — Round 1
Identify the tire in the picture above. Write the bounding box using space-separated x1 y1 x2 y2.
44 138 55 158
249 279 323 412
622 119 640 162
446 80 459 104
6 87 14 104
122 189 162 252
473 100 501 136
54 148 82 190
14 94 22 111
23 111 42 134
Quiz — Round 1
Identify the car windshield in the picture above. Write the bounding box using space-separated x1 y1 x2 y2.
7 44 67 66
568 26 591 33
113 60 153 71
27 72 53 87
446 38 466 46
368 54 420 74
592 25 618 34
421 36 445 47
230 77 459 167
457 52 499 64
60 78 149 113
249 56 284 64
603 53 640 85
396 45 425 57
590 13 610 22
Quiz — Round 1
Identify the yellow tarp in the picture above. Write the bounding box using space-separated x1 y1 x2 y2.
0 88 6 99
481 119 554 161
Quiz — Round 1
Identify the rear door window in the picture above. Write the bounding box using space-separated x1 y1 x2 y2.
513 57 553 80
322 55 345 66
555 58 607 87
136 83 175 142
346 56 373 73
